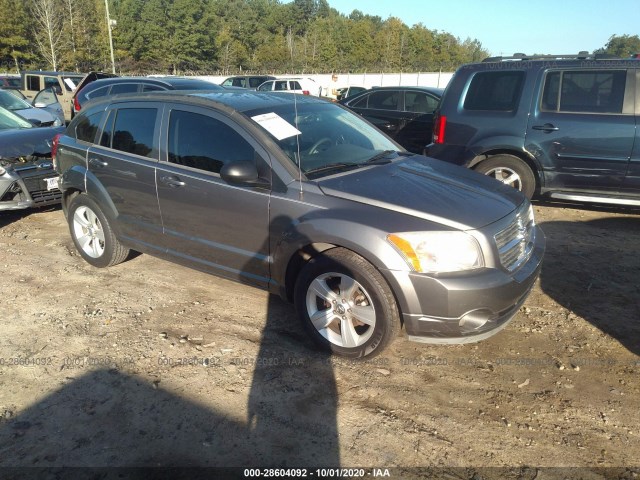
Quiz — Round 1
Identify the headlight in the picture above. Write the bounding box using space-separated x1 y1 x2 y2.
53 117 63 127
387 231 484 273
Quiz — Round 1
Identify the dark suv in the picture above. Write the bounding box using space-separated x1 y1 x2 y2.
71 76 224 118
426 53 640 205
54 91 544 358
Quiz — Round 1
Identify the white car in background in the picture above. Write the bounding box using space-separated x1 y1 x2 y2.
256 77 321 96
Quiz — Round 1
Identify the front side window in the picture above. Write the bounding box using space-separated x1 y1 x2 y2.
404 92 439 113
464 71 525 111
541 70 626 113
167 110 254 175
257 82 272 92
109 108 157 158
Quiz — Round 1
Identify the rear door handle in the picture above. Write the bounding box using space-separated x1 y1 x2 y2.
89 157 108 167
160 175 186 188
532 123 559 132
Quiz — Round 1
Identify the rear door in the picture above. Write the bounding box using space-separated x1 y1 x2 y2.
526 68 635 193
86 103 163 246
155 103 272 287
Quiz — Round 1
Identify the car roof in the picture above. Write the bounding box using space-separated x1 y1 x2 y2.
370 86 444 93
21 70 83 76
79 76 224 93
83 90 328 114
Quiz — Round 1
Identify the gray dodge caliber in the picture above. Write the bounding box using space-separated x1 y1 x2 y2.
54 91 545 358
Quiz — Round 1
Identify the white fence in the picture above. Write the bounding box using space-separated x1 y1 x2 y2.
197 72 454 90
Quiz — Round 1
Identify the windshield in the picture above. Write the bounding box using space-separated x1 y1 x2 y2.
247 102 402 178
0 89 32 111
0 106 32 130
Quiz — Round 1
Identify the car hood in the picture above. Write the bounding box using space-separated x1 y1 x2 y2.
0 126 64 159
317 156 524 230
14 107 56 125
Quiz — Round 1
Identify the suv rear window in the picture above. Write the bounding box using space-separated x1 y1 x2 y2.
464 71 525 111
541 70 626 114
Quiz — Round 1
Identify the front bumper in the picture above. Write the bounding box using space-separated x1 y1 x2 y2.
382 226 545 343
0 169 61 211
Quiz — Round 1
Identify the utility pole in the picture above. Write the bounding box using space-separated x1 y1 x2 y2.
105 0 116 74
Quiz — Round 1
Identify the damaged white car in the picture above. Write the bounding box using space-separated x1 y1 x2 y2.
0 106 64 211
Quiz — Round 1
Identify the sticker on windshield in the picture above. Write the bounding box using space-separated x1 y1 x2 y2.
251 112 301 140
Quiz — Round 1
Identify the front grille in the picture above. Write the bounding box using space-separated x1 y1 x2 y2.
494 203 535 272
21 174 61 204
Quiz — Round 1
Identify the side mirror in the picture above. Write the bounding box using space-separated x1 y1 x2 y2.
220 161 269 188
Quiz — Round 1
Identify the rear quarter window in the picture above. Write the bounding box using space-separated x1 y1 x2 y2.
75 112 103 143
464 71 525 111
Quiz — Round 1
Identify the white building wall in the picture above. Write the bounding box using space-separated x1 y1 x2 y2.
197 72 455 90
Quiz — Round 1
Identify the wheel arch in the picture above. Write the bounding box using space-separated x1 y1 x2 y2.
469 149 544 193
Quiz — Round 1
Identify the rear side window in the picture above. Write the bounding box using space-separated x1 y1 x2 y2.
248 77 265 88
541 70 626 113
291 81 302 90
26 75 40 91
167 110 254 175
368 90 400 110
274 81 288 91
86 86 109 99
107 108 157 158
110 83 140 95
75 112 103 143
464 71 525 111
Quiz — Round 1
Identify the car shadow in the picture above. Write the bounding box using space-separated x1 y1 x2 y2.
0 301 339 470
538 216 640 356
0 204 61 229
0 217 340 471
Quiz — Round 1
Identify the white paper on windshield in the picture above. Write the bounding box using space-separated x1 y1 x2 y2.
63 78 77 90
251 112 301 140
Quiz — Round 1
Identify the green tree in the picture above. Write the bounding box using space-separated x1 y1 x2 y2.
0 0 34 71
599 34 640 57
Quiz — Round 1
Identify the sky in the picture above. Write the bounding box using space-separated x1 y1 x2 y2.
324 0 639 56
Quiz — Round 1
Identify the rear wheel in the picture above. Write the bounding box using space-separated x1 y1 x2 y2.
68 194 129 268
294 248 400 359
475 155 536 199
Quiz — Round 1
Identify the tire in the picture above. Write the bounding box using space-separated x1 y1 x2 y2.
294 248 400 359
68 194 130 268
474 155 536 199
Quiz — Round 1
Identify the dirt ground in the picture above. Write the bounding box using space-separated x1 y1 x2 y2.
0 201 638 477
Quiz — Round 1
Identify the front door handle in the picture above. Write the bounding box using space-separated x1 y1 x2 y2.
160 175 186 188
532 123 559 132
89 157 108 168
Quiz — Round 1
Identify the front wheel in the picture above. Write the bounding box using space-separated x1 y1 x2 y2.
294 248 400 359
475 155 536 199
68 194 130 268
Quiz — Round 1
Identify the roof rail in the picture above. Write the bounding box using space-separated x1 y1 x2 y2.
481 52 620 62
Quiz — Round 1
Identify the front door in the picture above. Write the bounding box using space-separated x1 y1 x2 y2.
155 105 272 287
526 69 635 193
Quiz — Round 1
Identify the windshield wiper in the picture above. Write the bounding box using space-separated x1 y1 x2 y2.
305 162 361 176
365 150 398 164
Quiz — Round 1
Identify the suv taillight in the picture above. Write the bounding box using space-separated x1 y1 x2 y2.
73 93 82 112
302 90 310 95
52 133 61 170
432 113 447 144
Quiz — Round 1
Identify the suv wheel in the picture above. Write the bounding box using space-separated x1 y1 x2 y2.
294 248 400 359
475 155 536 199
68 194 130 268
